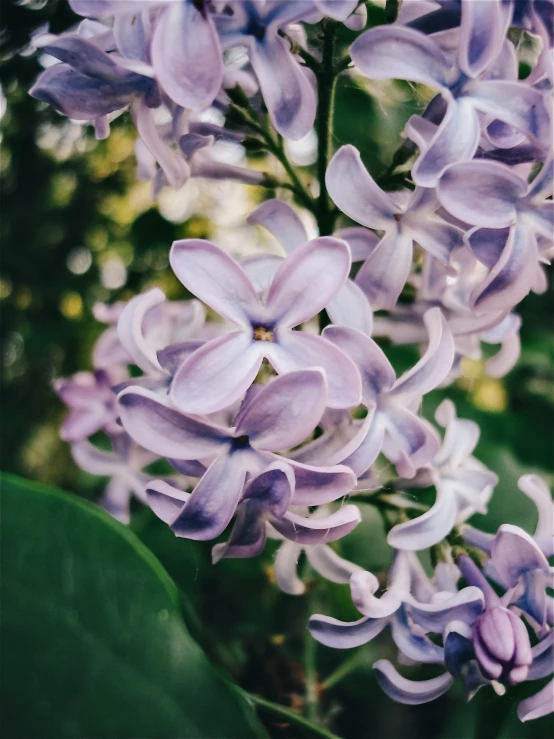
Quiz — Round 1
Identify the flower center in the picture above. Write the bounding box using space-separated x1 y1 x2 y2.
253 326 274 342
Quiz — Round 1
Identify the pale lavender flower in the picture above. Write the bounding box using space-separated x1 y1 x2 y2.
326 145 464 309
118 369 356 540
350 21 550 186
214 1 317 139
167 237 362 413
437 156 553 314
54 369 125 442
387 399 497 551
318 307 454 479
71 432 161 523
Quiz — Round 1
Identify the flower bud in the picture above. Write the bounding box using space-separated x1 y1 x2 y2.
472 607 532 685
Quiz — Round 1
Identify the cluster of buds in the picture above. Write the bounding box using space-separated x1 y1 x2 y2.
34 0 553 721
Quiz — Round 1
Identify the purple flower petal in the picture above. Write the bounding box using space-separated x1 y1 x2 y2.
247 199 307 253
350 26 451 90
412 99 481 187
518 475 554 554
71 440 119 475
355 229 414 311
518 678 554 722
471 224 538 314
273 540 305 595
337 227 380 262
117 287 165 375
284 458 356 505
265 237 351 328
390 308 455 401
327 279 374 336
438 161 527 228
268 331 362 409
392 606 445 664
118 385 229 459
151 1 223 110
249 33 316 140
528 632 554 681
69 0 165 16
236 369 327 452
331 412 386 478
382 405 440 478
30 64 132 120
170 332 264 415
407 587 485 631
134 101 190 190
146 479 191 525
212 499 267 562
465 80 550 145
492 524 550 587
315 0 358 20
309 613 388 649
170 239 259 327
326 145 397 229
170 453 247 540
374 660 453 705
243 461 295 517
349 570 402 619
458 0 506 78
387 480 459 551
467 227 511 268
272 505 361 545
306 544 364 583
323 326 395 405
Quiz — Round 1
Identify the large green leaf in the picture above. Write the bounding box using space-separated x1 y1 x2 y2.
0 473 267 739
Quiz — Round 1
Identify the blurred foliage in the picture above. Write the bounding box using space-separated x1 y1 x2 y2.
1 2 553 739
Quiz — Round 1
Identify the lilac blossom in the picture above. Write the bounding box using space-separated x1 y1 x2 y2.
167 236 362 413
386 400 497 551
70 432 162 523
118 369 356 540
315 307 455 479
350 21 550 185
54 369 125 442
437 156 553 314
214 1 317 139
326 145 464 308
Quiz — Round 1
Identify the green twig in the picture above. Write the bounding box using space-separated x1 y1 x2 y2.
315 20 339 236
244 693 341 739
322 651 365 690
305 628 320 723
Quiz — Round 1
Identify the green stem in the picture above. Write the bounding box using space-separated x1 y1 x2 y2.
315 20 339 236
304 627 320 722
322 652 364 690
244 693 340 739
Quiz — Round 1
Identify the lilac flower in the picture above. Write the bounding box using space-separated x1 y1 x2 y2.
54 369 124 442
69 0 224 111
209 467 361 562
71 432 160 523
387 400 497 551
437 156 553 314
167 236 362 413
215 1 316 139
118 369 356 540
518 474 554 557
269 513 364 595
326 145 464 308
246 198 375 334
350 22 550 185
318 307 454 479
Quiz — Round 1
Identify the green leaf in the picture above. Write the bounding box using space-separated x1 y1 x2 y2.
0 473 268 739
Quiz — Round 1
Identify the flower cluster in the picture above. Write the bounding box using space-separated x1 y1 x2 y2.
38 0 553 722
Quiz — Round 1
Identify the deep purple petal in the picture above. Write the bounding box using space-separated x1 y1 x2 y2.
169 453 247 540
392 606 445 664
407 587 485 631
284 458 356 505
458 0 506 78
